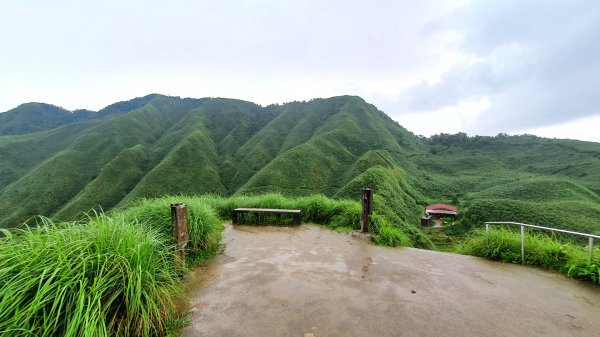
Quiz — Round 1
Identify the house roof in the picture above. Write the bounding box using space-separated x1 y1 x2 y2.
425 204 458 214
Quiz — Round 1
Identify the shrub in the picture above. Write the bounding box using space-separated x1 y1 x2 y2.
460 228 600 284
371 214 412 247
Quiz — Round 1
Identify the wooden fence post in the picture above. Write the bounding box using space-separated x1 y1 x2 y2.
361 188 373 233
171 203 189 272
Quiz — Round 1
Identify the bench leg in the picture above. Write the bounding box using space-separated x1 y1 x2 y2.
294 213 301 225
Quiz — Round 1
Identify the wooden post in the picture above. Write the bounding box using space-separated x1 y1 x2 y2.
171 203 189 272
232 210 238 225
294 212 301 225
361 188 373 233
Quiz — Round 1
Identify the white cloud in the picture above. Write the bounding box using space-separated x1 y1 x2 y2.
398 0 600 138
512 114 600 143
393 97 490 137
0 0 598 144
0 0 467 112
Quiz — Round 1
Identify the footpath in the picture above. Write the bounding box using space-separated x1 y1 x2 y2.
182 224 600 337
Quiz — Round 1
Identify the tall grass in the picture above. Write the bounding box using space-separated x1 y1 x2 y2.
370 214 412 247
460 227 600 284
0 214 184 337
121 193 423 248
120 197 223 263
0 193 427 336
216 194 363 229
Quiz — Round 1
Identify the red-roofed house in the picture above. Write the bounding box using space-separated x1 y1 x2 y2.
421 204 458 225
425 204 458 215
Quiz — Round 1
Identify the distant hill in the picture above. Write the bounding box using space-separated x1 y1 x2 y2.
1 94 599 236
0 103 96 135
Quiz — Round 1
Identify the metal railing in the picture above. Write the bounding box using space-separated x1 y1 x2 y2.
484 221 600 263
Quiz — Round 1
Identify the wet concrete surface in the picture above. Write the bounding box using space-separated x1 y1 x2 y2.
182 224 600 337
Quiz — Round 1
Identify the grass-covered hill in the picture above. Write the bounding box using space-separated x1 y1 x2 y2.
1 94 599 236
415 133 600 234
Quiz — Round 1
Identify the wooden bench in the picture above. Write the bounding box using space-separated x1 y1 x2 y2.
232 208 301 226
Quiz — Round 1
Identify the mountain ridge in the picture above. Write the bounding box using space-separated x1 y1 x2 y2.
1 94 599 238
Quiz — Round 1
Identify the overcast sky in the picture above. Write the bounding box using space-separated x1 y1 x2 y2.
1 0 599 142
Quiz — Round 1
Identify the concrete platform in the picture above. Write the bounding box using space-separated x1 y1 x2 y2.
182 224 600 337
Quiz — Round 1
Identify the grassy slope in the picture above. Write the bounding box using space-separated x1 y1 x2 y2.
0 121 99 190
236 98 423 203
462 177 600 203
0 97 198 226
0 103 95 135
413 133 600 235
120 98 276 202
231 97 432 245
419 134 600 199
0 96 599 241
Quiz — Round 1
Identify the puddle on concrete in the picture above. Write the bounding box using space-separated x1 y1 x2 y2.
184 262 221 292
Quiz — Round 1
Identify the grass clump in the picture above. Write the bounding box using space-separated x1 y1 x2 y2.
0 214 184 337
371 214 412 247
120 197 223 264
460 227 600 284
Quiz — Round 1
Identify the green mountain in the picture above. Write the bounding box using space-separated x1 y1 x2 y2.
0 103 96 135
1 94 599 237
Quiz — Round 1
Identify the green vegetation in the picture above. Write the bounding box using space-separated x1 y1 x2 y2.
1 94 600 279
0 215 184 337
460 228 600 284
460 199 600 235
0 195 226 337
462 177 600 203
0 103 95 135
119 194 427 248
0 95 436 246
213 194 362 227
370 214 413 247
120 197 223 263
2 93 600 337
0 192 426 336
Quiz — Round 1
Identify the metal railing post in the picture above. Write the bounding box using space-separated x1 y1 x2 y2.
589 237 594 262
520 225 525 264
